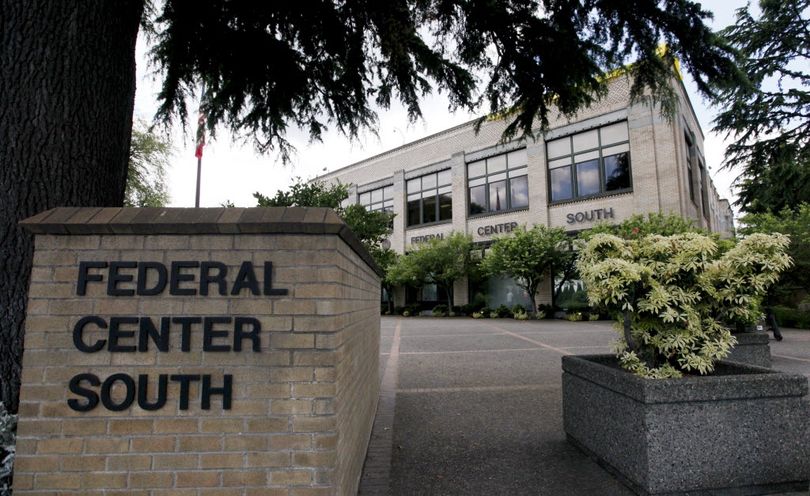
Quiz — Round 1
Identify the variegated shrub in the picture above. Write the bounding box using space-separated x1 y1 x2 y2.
578 232 791 378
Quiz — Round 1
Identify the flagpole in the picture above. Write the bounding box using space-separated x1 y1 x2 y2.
194 83 206 208
194 154 202 208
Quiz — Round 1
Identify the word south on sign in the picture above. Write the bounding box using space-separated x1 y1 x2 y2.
67 260 288 412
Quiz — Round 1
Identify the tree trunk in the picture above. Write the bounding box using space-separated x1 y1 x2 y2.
0 0 143 413
528 281 538 315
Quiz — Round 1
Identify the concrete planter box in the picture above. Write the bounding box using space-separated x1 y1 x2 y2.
562 355 810 495
726 331 771 368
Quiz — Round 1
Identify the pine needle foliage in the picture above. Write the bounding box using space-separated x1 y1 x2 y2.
148 1 743 161
713 0 810 213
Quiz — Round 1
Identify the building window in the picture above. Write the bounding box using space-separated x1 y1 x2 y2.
407 170 452 227
684 131 696 204
467 148 528 215
546 121 631 203
699 159 709 220
359 185 393 213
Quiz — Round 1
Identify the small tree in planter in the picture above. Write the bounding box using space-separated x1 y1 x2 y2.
577 231 791 378
565 231 808 495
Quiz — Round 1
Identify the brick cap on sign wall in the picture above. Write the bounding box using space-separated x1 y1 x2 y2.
20 207 382 275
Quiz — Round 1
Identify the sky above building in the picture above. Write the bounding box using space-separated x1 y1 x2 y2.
133 0 749 214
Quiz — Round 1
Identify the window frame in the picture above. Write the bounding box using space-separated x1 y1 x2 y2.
466 148 529 217
358 184 394 213
684 130 697 205
406 170 452 227
546 122 633 205
698 158 710 220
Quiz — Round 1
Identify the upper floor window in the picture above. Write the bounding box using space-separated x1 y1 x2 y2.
407 170 452 226
468 148 528 215
684 131 696 203
359 185 393 213
698 159 710 220
547 121 631 203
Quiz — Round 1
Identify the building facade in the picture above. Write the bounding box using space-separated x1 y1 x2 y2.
317 77 734 309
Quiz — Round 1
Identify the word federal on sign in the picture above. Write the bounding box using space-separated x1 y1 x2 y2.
67 260 288 413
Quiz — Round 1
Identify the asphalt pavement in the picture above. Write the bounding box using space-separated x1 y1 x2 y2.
358 316 810 496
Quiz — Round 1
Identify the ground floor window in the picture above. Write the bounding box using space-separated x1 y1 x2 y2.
405 283 442 309
469 275 534 311
554 278 588 311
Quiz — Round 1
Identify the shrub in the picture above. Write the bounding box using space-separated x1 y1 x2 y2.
394 306 405 315
472 311 484 319
402 310 411 317
495 304 512 318
511 304 526 315
513 309 529 320
536 304 554 318
578 232 791 378
452 305 463 315
489 311 499 319
588 313 600 321
565 312 583 322
772 306 810 329
432 304 449 317
479 307 491 318
535 310 547 320
0 403 16 495
469 292 488 312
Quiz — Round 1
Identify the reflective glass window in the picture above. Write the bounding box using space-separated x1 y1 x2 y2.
550 167 573 202
510 175 529 208
466 148 529 214
604 153 631 191
439 193 453 221
546 121 632 202
406 170 451 226
576 159 601 197
469 185 486 214
488 180 507 211
423 195 437 223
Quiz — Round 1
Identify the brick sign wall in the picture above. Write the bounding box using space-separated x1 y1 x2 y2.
14 207 381 495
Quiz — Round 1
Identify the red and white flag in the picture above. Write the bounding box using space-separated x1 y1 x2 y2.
194 113 206 159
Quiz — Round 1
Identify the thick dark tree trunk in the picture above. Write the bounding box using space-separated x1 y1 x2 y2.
0 0 143 413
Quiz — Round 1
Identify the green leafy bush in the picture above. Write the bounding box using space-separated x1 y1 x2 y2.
472 312 485 319
536 304 554 318
578 232 791 378
514 311 529 320
470 293 488 312
495 305 512 318
565 312 584 322
772 306 810 329
432 304 449 317
0 403 16 495
511 304 526 315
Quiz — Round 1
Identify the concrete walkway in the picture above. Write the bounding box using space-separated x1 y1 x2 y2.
358 317 810 495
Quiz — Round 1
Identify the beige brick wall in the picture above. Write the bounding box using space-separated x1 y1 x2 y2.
16 229 379 495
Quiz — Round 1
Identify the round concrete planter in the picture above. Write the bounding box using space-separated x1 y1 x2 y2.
562 355 810 495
